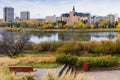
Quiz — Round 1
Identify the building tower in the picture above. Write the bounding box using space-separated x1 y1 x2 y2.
20 11 30 20
3 7 14 22
73 6 75 12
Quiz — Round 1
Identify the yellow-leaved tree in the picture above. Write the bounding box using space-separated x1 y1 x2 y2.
90 24 95 29
98 19 109 28
58 23 63 29
25 20 39 28
42 22 54 29
64 23 73 29
74 22 86 29
116 23 120 29
0 21 5 27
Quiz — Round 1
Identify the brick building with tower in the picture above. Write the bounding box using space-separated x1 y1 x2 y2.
61 6 91 25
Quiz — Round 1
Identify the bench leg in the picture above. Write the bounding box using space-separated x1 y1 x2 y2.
15 72 17 75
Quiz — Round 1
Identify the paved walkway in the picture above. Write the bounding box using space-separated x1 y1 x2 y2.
34 68 59 80
34 67 120 80
85 70 120 80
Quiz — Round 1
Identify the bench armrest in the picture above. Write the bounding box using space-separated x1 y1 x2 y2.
34 69 37 72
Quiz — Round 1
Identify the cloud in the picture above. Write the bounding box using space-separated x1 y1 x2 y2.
0 0 120 19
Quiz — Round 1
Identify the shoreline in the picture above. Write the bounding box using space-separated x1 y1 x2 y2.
0 27 120 32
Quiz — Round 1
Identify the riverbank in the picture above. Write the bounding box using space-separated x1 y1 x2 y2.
40 28 120 32
0 27 120 32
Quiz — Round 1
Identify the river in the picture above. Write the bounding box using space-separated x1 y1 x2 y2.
0 30 119 44
29 32 118 44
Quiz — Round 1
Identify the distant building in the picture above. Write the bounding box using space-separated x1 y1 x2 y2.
15 16 20 21
45 15 56 22
61 6 91 25
0 19 3 21
94 16 108 22
38 18 45 22
93 14 118 23
107 14 118 22
20 11 30 20
118 18 120 22
56 17 61 21
3 7 14 22
31 18 45 22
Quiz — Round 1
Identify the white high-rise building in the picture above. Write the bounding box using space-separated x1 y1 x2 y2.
3 7 14 22
93 14 118 23
20 11 30 20
107 14 118 22
45 15 56 22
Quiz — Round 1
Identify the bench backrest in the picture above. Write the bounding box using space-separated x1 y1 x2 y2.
9 66 34 72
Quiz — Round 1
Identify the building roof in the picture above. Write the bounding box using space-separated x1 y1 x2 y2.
62 12 90 17
4 7 14 11
62 13 70 17
74 12 90 17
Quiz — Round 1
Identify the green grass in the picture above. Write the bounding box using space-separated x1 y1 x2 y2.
22 52 59 57
15 62 61 68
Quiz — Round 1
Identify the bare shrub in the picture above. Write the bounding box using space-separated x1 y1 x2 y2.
0 31 30 57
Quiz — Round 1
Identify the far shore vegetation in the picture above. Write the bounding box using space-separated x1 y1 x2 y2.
2 27 120 33
0 19 120 32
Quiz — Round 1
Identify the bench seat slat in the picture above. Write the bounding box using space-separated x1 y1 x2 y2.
9 66 36 72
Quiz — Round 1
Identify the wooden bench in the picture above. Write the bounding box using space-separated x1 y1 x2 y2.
9 66 37 74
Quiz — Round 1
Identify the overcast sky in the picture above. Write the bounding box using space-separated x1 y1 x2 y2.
0 0 120 19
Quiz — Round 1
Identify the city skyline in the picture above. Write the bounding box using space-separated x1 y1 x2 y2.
0 0 120 19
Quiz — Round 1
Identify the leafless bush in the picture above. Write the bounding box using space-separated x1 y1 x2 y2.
0 31 30 57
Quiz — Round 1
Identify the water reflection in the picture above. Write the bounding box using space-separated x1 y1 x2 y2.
90 32 117 41
0 30 118 44
29 34 58 44
58 32 91 41
29 32 118 43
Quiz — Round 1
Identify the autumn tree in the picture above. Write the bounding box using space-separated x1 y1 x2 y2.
116 23 120 29
57 21 66 28
98 19 115 28
98 19 108 28
25 20 40 28
41 22 55 29
74 22 86 29
64 23 73 29
0 31 30 57
90 24 95 29
0 21 5 27
58 23 63 29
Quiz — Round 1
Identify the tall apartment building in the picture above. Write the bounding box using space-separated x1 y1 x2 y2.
61 6 91 25
20 11 30 20
3 7 14 22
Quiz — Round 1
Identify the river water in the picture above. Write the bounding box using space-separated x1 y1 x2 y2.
0 31 118 44
29 32 118 44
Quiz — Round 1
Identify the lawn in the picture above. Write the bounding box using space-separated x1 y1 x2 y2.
16 62 61 68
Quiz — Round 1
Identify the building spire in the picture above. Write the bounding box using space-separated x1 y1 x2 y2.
73 6 75 12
